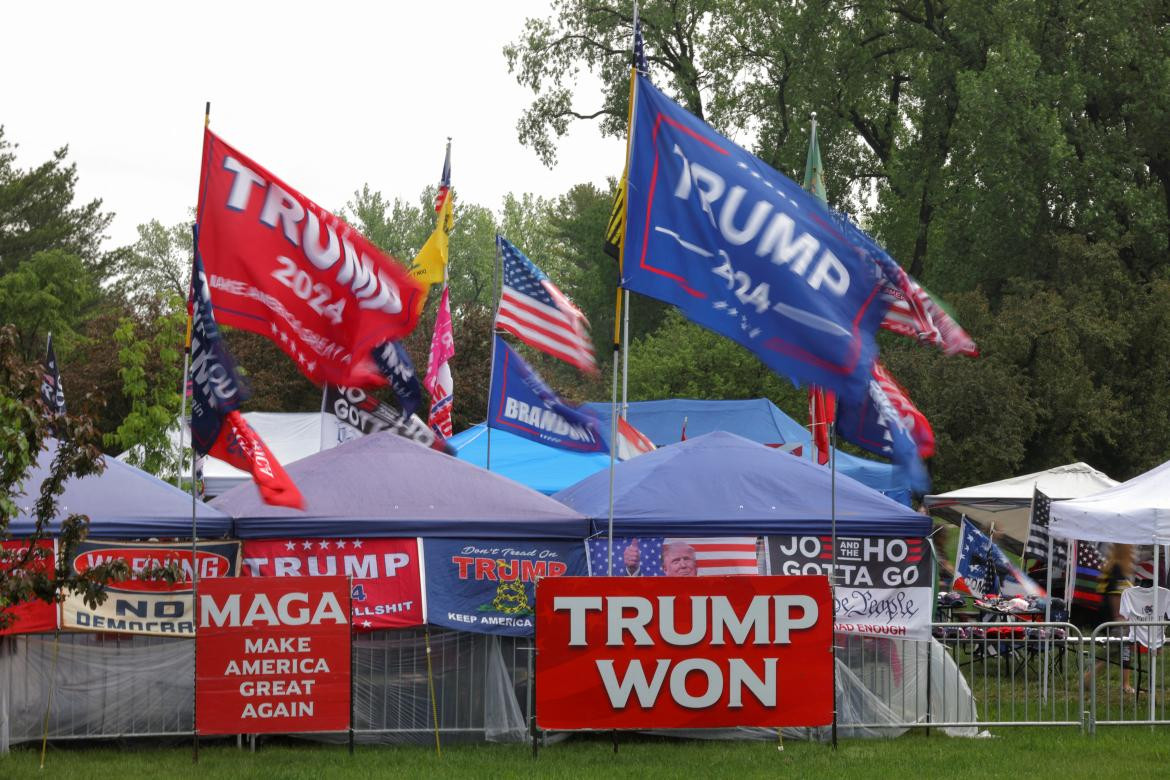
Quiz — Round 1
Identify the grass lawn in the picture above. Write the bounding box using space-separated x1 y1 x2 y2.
4 728 1170 779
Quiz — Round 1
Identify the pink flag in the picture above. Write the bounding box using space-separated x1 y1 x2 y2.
424 285 455 438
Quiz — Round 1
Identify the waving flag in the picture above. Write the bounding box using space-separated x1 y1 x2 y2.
370 339 422 418
425 285 455 438
879 264 978 357
189 244 302 509
40 332 66 415
1024 488 1067 570
320 383 453 455
1072 541 1105 607
488 335 605 453
836 361 934 460
955 519 1042 598
621 74 894 406
196 129 425 388
496 236 597 374
411 141 454 287
801 115 835 465
615 417 656 460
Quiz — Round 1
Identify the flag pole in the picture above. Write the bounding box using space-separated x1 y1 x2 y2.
190 100 209 764
486 236 502 471
607 288 622 576
829 420 838 750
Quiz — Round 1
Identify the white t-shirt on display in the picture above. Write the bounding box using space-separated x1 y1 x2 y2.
1119 586 1170 650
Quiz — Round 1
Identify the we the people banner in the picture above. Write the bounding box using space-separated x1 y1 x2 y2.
766 535 931 639
196 129 425 387
0 539 57 635
422 539 586 636
196 576 351 735
61 540 240 636
536 575 833 730
241 538 424 630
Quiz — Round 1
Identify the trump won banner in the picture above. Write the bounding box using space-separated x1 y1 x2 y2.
536 576 833 730
241 538 424 630
196 576 351 735
621 74 894 405
196 129 426 387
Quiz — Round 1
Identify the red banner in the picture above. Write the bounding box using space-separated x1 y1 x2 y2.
536 576 833 730
0 539 57 635
241 538 423 630
196 576 351 735
197 129 426 387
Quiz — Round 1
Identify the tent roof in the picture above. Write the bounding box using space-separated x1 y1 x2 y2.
448 424 610 496
9 439 231 538
923 462 1118 548
582 398 807 447
1050 460 1170 544
582 398 913 504
212 430 589 539
554 431 928 537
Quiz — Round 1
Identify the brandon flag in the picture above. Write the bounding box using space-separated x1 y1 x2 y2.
488 335 606 454
196 129 426 388
620 74 896 406
496 235 597 375
189 244 303 509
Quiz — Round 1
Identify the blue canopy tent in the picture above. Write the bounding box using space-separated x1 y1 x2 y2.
213 430 589 539
8 439 232 538
583 398 914 505
554 431 928 538
448 424 610 495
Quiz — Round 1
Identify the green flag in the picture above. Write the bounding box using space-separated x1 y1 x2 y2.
802 117 828 205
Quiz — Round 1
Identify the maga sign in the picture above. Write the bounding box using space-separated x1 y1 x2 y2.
536 576 832 730
196 576 351 735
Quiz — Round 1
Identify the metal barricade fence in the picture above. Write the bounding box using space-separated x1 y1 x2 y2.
1088 621 1170 732
930 621 1085 730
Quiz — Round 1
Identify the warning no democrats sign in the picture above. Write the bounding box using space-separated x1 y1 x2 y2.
535 576 833 730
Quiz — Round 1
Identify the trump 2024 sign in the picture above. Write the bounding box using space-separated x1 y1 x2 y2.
196 576 351 735
536 576 833 730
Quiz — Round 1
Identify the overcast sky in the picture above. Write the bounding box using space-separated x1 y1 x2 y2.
1 1 623 250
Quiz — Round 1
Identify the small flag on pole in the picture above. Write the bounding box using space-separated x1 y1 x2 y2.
411 142 454 287
495 236 597 375
425 285 455 438
40 332 66 416
1024 488 1067 570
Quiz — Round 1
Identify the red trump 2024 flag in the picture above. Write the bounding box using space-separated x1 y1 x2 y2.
196 129 426 387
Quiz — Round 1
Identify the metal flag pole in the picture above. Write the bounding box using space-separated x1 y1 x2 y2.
486 236 502 471
607 288 622 576
829 421 838 750
1151 543 1159 723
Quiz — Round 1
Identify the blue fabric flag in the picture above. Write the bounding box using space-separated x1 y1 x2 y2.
836 377 931 494
189 236 248 456
621 75 896 405
955 519 1043 599
488 335 607 453
371 340 422 418
422 538 587 637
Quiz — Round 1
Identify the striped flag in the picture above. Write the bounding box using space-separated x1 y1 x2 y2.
424 285 455 438
673 537 760 575
1024 488 1067 570
878 263 978 357
1073 541 1105 607
495 235 597 374
434 139 452 213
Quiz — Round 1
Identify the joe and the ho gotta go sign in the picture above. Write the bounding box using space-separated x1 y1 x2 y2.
536 576 833 730
196 576 351 735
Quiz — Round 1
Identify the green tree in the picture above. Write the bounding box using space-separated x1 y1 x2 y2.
0 325 128 629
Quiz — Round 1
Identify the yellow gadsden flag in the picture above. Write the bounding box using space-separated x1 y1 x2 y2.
409 191 453 286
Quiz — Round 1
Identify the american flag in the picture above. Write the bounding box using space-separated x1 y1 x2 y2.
1073 541 1105 607
496 236 597 374
586 537 759 576
875 258 978 357
633 11 649 76
1024 488 1067 569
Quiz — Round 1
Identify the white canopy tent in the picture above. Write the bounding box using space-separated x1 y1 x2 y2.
1049 459 1170 545
923 462 1118 551
117 412 322 497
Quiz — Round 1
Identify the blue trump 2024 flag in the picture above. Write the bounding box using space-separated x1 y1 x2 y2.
621 74 895 405
488 335 606 453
